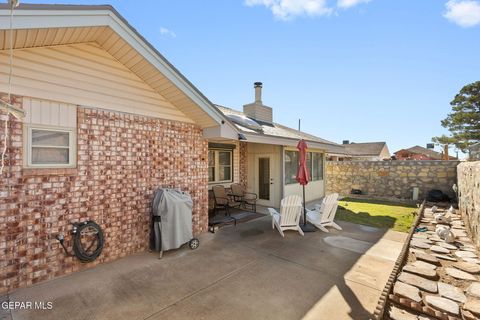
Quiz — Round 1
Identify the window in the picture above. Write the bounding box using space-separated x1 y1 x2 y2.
311 152 324 181
208 150 216 182
25 126 76 168
284 150 324 184
285 150 299 184
306 152 312 181
208 149 232 183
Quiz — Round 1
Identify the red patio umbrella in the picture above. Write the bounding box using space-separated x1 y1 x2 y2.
296 139 309 186
296 139 316 232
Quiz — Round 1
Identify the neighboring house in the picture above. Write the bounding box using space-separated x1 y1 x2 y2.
328 141 390 161
208 82 343 207
394 146 457 160
0 4 342 293
0 4 240 293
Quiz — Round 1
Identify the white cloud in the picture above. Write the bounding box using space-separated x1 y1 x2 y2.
159 27 176 38
245 0 333 20
444 0 480 27
337 0 371 9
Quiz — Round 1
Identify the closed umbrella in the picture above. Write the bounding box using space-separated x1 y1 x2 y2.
296 139 316 232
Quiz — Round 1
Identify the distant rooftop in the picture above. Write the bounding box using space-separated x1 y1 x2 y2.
395 145 457 160
343 142 388 157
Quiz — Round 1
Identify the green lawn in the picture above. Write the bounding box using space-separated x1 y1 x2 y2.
335 198 417 233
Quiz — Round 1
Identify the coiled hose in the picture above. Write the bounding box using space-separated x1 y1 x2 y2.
57 220 104 263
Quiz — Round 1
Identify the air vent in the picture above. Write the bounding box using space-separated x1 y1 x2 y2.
227 114 263 132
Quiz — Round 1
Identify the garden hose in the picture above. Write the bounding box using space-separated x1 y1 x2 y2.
56 220 104 263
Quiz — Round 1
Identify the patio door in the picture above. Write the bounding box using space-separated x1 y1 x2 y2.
256 154 275 207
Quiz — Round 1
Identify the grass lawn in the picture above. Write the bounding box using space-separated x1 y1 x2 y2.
336 197 417 233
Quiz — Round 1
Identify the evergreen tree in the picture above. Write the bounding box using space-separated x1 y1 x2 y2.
433 81 480 153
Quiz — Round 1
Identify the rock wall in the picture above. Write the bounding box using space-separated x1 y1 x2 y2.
326 160 459 200
457 161 480 247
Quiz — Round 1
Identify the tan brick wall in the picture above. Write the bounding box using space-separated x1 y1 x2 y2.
0 97 208 293
457 161 480 247
326 160 459 200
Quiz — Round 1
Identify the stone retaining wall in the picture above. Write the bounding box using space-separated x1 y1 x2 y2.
457 161 480 247
326 160 459 200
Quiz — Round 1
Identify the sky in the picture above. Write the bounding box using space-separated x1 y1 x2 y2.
23 0 480 157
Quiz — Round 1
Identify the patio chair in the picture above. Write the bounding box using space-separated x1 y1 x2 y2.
306 193 342 233
212 185 241 216
268 195 304 237
230 183 257 212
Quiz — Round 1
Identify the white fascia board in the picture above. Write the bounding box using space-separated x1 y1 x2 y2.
243 133 344 153
0 8 225 126
203 122 239 140
220 122 240 139
0 9 112 29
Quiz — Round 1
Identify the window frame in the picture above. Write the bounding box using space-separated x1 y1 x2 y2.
284 149 324 184
284 150 299 185
208 150 216 183
24 124 77 168
311 152 324 181
208 148 233 184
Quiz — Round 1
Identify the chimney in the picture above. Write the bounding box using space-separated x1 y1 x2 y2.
254 82 262 103
443 144 449 160
342 140 350 145
243 82 273 123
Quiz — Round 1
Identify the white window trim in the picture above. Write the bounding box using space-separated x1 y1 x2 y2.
208 149 233 184
24 124 77 168
310 152 324 182
284 150 298 185
284 149 324 185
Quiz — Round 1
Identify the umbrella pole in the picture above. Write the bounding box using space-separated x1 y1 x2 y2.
300 184 316 232
303 185 306 226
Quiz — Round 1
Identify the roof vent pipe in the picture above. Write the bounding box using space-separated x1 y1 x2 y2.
254 82 262 103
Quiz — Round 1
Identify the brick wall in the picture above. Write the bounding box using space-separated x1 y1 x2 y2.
457 161 480 247
326 160 459 200
239 142 248 188
0 97 208 293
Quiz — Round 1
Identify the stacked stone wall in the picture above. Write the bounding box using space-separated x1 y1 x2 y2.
457 161 480 247
326 160 459 200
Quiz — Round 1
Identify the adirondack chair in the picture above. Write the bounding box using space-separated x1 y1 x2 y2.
268 195 304 237
306 193 342 233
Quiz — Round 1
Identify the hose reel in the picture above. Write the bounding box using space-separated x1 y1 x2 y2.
57 220 104 263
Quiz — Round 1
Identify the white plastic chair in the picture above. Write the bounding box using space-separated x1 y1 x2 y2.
306 193 342 233
268 195 304 237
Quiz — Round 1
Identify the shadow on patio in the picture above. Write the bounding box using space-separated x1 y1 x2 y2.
4 213 406 320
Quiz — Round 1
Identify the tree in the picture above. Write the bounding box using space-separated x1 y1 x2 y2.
433 81 480 153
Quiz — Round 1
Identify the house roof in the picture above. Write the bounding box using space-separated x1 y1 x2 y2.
343 142 388 157
0 3 226 129
216 105 345 153
395 145 457 160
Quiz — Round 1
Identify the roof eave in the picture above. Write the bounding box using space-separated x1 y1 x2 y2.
0 4 226 127
242 132 344 153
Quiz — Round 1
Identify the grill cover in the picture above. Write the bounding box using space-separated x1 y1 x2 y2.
152 188 193 251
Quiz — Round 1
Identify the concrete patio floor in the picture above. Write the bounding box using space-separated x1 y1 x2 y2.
4 216 406 320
